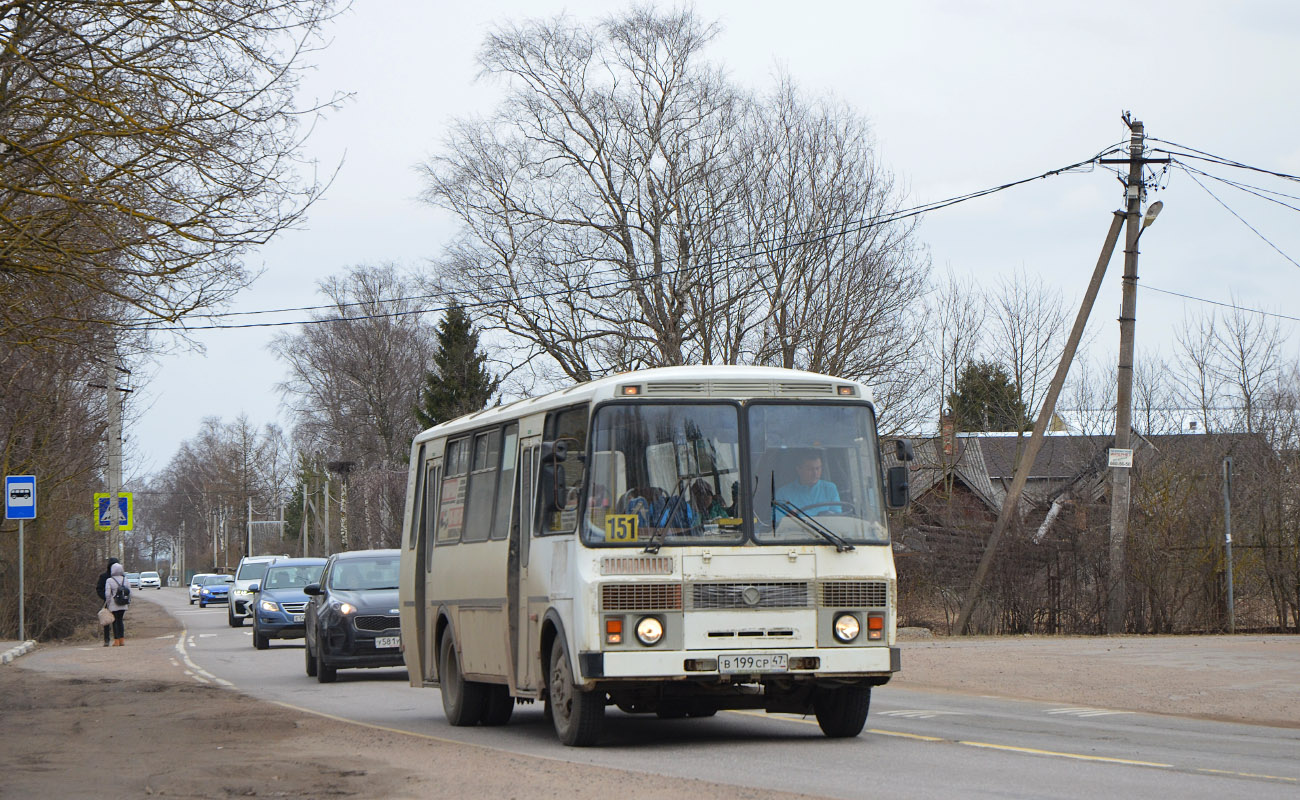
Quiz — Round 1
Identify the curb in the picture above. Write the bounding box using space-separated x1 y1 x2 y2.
1 641 37 664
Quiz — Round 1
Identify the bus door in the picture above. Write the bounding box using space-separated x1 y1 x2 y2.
509 435 541 692
420 457 441 683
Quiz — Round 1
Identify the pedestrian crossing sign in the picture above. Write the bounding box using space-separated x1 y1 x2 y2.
94 493 134 531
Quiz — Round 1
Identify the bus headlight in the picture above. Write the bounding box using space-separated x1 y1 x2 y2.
833 613 861 643
635 616 664 646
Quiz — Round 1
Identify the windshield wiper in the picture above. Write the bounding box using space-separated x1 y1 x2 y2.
643 480 695 554
771 500 855 552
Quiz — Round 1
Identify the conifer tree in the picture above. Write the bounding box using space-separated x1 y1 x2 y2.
415 306 500 430
947 360 1030 432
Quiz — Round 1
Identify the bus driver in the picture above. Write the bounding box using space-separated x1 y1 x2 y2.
774 451 841 520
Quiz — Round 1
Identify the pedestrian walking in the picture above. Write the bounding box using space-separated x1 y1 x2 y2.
104 562 130 646
95 557 120 647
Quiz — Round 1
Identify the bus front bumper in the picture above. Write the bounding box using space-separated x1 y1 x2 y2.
584 645 899 681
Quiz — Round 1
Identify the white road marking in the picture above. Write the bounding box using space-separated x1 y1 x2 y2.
878 710 967 719
1047 707 1134 718
174 626 231 687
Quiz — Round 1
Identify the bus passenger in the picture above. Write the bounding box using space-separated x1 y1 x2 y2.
774 452 841 520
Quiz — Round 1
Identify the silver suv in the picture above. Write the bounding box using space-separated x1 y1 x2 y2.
228 555 286 627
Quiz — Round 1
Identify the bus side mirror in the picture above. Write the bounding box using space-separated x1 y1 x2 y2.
540 439 569 464
886 465 910 509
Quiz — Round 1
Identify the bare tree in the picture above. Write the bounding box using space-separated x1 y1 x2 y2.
1212 299 1283 435
422 9 928 399
986 266 1070 424
1172 312 1225 433
0 0 343 341
924 269 986 425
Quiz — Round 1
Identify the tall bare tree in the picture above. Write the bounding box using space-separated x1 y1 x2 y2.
422 9 927 405
987 267 1069 422
0 0 343 342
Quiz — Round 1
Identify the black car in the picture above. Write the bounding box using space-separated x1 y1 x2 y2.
303 549 404 683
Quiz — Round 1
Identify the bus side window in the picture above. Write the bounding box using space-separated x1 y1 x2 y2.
424 461 441 566
437 437 469 544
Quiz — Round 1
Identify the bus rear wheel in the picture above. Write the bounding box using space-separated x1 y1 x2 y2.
440 634 485 726
547 637 604 746
481 685 515 726
813 685 871 738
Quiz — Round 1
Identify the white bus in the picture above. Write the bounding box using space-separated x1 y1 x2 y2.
398 365 910 746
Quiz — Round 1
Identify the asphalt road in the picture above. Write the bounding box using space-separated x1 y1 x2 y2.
159 590 1300 799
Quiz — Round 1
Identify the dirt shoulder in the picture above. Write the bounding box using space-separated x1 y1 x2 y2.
0 597 821 800
892 630 1300 728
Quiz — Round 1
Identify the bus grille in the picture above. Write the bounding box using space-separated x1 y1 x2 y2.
601 583 683 611
600 556 674 576
354 615 400 632
775 381 836 396
820 581 889 608
690 582 810 609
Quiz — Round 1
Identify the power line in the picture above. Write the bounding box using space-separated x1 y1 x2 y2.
1174 163 1300 271
1148 138 1300 183
129 146 1124 333
1141 283 1300 325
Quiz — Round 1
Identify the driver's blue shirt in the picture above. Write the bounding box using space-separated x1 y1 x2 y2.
773 480 841 521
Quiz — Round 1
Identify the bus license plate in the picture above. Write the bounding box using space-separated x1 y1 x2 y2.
718 653 788 674
375 636 400 650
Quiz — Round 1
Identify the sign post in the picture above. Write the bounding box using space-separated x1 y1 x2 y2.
6 475 37 642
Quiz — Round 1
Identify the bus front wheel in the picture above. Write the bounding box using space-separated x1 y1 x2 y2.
547 637 605 746
813 685 871 738
440 634 485 726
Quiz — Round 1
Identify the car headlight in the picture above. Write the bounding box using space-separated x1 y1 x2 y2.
833 612 861 643
635 616 664 646
336 602 356 616
260 599 280 613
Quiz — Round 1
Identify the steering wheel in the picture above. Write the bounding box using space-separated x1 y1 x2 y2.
615 487 664 514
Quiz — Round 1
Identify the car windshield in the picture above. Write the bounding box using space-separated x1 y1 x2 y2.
262 565 324 590
126 573 140 579
748 403 889 545
328 558 398 591
142 572 158 578
203 575 232 586
236 562 271 581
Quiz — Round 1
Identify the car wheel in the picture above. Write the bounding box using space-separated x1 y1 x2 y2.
253 630 269 650
189 598 194 605
199 600 206 608
813 685 871 738
228 609 243 628
304 638 318 678
547 636 604 746
481 684 514 726
316 658 337 683
439 633 485 726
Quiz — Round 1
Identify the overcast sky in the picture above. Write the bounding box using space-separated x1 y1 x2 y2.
127 0 1300 479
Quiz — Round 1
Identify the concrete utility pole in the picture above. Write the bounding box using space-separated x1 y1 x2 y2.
1099 115 1169 634
955 212 1126 633
104 357 124 563
1223 457 1235 633
327 461 354 551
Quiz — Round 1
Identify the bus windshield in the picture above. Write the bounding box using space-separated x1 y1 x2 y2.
584 403 745 547
749 403 889 545
583 401 889 547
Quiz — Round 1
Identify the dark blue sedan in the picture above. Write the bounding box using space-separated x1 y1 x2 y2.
251 558 326 650
198 574 234 607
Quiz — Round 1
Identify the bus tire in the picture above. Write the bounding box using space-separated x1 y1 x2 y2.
547 636 604 747
440 634 485 726
813 685 871 738
481 685 514 726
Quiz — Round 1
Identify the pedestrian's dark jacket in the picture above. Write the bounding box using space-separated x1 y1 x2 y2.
96 558 120 601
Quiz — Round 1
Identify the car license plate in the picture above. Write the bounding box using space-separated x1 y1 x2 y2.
374 635 400 649
292 614 304 623
718 652 788 674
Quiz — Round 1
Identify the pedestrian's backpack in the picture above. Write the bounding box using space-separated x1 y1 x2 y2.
113 578 131 606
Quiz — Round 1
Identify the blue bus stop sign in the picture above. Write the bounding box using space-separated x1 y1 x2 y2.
5 475 36 520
